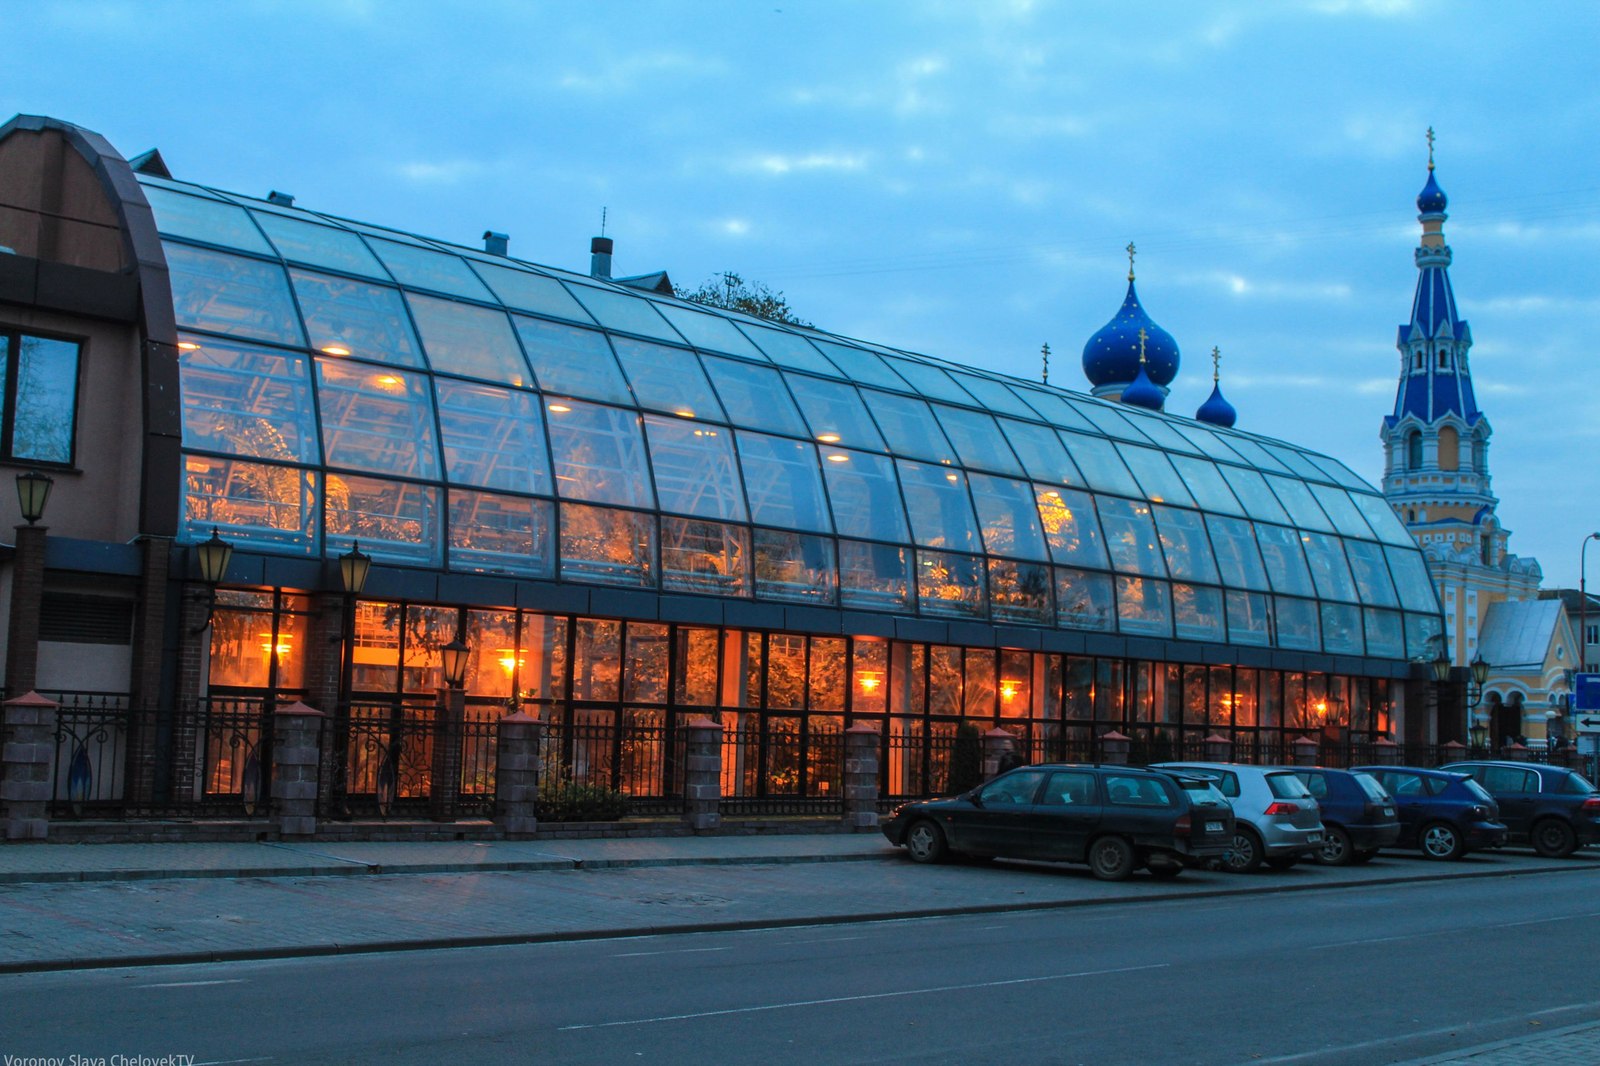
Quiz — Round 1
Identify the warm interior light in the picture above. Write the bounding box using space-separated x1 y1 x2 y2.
1000 680 1020 701
548 403 571 413
260 635 292 658
373 374 404 392
674 408 696 418
817 433 841 443
321 344 352 356
857 671 882 693
826 453 849 463
1314 699 1328 719
945 472 959 482
498 650 525 675
177 341 202 351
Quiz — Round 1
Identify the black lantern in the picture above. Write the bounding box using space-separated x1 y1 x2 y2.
15 469 53 525
1469 720 1488 750
190 527 234 633
1430 646 1452 685
441 638 470 689
1469 652 1489 688
339 539 371 596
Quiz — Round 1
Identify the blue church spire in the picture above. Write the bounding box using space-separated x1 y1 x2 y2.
1195 346 1237 427
1082 242 1179 401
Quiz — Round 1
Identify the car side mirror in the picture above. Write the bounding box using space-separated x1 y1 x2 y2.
967 790 985 808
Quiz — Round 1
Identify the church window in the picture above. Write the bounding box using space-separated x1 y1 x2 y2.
1480 536 1492 566
1412 350 1423 370
1407 509 1416 523
1438 348 1449 368
1471 435 1486 472
1437 426 1459 471
1406 431 1422 470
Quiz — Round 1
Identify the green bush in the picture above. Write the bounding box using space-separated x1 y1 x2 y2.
536 776 629 822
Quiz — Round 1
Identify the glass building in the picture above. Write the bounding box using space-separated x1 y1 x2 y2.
0 115 1444 814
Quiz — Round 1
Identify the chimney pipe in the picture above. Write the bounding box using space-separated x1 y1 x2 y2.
590 236 613 280
483 231 509 256
267 190 295 207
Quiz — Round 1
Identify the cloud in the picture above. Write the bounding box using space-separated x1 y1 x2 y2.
1469 294 1600 314
1180 270 1354 301
393 160 484 185
1306 0 1418 15
718 218 752 238
558 51 719 94
736 152 871 176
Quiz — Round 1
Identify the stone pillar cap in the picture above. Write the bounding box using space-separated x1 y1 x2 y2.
1204 733 1231 744
845 722 880 734
1293 735 1319 746
985 727 1012 739
502 710 540 724
276 700 325 717
5 691 59 708
685 716 722 730
1100 730 1130 741
1440 740 1466 750
1372 735 1397 746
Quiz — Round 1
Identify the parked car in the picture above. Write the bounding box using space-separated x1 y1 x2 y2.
881 764 1235 881
1150 762 1324 872
1351 765 1508 860
1284 767 1401 866
1446 761 1600 858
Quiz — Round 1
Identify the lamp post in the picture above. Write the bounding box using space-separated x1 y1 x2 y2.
189 527 234 633
431 633 471 822
5 470 55 695
330 540 371 819
1581 533 1600 678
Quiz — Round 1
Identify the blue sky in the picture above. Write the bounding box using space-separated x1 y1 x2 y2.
7 0 1597 584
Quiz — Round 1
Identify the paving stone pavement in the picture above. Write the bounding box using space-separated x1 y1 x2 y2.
1408 1021 1600 1064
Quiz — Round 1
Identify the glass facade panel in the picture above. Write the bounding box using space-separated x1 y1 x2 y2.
1098 497 1167 576
862 390 956 462
660 517 748 596
611 337 724 420
643 415 746 521
1116 445 1196 507
784 373 884 450
1000 418 1080 485
472 262 593 323
368 239 493 300
290 270 424 367
1020 390 1096 433
1386 546 1441 612
702 356 808 437
1220 435 1293 474
947 373 1038 419
988 559 1052 624
1254 524 1315 597
448 489 554 577
315 359 439 478
183 455 316 554
1056 568 1115 631
1275 597 1321 651
1067 399 1149 442
735 430 831 532
1264 444 1330 482
180 338 318 464
1264 474 1335 532
1302 532 1359 602
931 405 1023 476
513 315 631 403
753 529 836 603
1225 591 1272 646
1309 484 1376 538
896 460 981 552
1169 455 1244 515
1059 431 1141 497
838 540 913 611
810 341 908 390
434 380 551 494
407 295 528 385
545 400 653 508
883 357 974 405
1364 608 1405 658
167 245 305 345
739 324 837 375
822 449 909 542
253 213 387 277
969 473 1049 561
1344 539 1399 607
1321 602 1364 655
1173 583 1225 642
559 503 655 586
1117 577 1172 637
654 304 765 358
1120 412 1200 455
1352 492 1417 545
565 284 684 342
1037 487 1107 568
1205 515 1270 591
1174 422 1247 464
916 550 986 618
324 473 440 565
1405 612 1444 659
1153 505 1219 583
145 187 272 253
1218 465 1290 525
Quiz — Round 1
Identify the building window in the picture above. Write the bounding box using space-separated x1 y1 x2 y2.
1438 348 1449 368
1406 431 1422 471
0 329 81 465
1480 536 1492 566
1585 624 1597 646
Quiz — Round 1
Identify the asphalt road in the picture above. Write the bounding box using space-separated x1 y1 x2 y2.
4 866 1598 1065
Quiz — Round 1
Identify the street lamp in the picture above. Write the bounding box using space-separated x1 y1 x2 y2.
1468 652 1489 707
1429 645 1452 684
1580 533 1600 677
15 470 53 524
440 638 469 689
189 527 234 633
330 540 372 819
339 539 371 599
1469 719 1488 750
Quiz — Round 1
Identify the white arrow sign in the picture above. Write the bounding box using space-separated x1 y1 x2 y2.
1576 715 1600 735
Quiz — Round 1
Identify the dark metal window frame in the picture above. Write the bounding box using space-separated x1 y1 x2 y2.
0 324 84 468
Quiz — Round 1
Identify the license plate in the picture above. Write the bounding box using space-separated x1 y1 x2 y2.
1384 807 1395 816
1205 821 1224 833
1307 833 1322 844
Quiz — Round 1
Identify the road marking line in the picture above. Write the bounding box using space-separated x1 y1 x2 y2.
558 963 1168 1031
137 979 249 989
611 946 734 958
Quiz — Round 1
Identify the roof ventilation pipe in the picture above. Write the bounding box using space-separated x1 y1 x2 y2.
590 236 613 279
483 231 509 256
267 190 294 207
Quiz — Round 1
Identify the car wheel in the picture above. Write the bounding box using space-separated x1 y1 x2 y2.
1350 849 1379 865
1531 818 1578 859
905 820 948 864
1265 856 1298 871
1420 821 1465 861
1088 836 1135 882
1315 826 1354 867
1224 828 1265 873
1147 864 1183 880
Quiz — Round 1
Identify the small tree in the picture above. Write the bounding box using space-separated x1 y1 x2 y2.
675 272 812 328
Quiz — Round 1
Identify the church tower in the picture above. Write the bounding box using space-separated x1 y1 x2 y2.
1380 131 1542 672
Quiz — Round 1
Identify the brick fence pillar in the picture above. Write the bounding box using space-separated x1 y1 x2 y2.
4 525 47 698
495 711 542 837
271 701 324 838
1293 736 1320 767
1500 741 1531 762
1438 740 1466 765
430 687 465 822
842 722 880 831
982 728 1014 778
1368 736 1401 765
2 691 59 840
1205 733 1234 763
682 717 722 832
1100 730 1130 765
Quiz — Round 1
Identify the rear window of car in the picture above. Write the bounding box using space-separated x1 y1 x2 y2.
1105 775 1174 807
1266 772 1313 799
1481 766 1536 793
1461 779 1494 803
1560 772 1599 796
1164 766 1238 797
1177 779 1228 806
1353 773 1391 802
1294 772 1329 799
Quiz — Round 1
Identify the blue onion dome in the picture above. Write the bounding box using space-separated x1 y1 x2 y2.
1417 167 1447 214
1082 278 1180 389
1121 361 1165 411
1195 381 1237 427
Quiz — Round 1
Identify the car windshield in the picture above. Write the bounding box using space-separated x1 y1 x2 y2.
1462 778 1495 803
1265 772 1314 799
1353 773 1391 802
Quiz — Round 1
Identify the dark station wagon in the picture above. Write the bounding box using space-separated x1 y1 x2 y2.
882 764 1236 881
1449 761 1600 857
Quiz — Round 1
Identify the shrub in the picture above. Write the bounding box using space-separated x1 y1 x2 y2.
536 775 629 822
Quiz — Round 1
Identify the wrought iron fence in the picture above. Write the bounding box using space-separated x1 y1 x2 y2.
538 718 682 815
193 696 273 816
341 700 434 818
46 694 131 817
719 719 844 816
457 704 501 817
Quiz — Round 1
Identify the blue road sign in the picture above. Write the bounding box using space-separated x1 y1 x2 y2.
1576 674 1600 734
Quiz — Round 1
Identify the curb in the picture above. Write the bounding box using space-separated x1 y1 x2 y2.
2 855 1594 976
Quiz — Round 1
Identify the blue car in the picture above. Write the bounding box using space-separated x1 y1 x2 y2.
1286 767 1401 866
1351 766 1508 861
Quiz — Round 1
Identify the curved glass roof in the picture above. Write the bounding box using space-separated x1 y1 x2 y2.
146 173 1442 660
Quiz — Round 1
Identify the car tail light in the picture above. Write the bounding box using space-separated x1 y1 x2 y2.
1581 798 1600 814
1173 813 1191 837
1263 802 1299 816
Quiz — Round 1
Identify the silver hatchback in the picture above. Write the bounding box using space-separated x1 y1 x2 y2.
1152 762 1325 872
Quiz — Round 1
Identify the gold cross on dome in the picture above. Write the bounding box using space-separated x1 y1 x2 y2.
1138 327 1148 365
1126 241 1136 280
1212 345 1221 383
1426 126 1435 170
